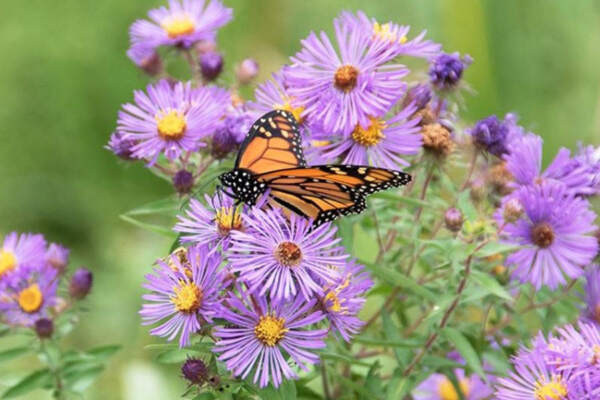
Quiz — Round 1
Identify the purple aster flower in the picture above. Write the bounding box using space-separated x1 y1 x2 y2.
582 266 600 326
45 243 69 273
174 192 247 251
308 103 422 169
495 344 577 400
0 232 46 284
199 50 223 81
429 52 472 90
117 80 227 164
0 265 58 327
126 46 163 76
213 288 327 388
498 182 598 289
414 369 492 400
128 0 232 51
140 244 225 347
504 133 595 196
470 114 521 157
228 208 347 301
250 70 305 127
339 11 441 59
321 259 372 341
105 131 138 161
285 14 409 135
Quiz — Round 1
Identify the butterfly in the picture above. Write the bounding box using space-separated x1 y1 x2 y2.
218 110 411 226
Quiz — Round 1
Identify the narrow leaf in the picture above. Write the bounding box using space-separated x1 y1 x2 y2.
362 261 436 301
442 328 487 382
2 369 51 399
0 347 30 363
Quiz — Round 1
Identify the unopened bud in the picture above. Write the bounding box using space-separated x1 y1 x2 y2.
195 40 217 55
469 178 486 203
235 58 259 84
45 243 69 274
173 170 194 194
182 358 208 385
444 207 463 232
200 51 223 81
34 318 54 339
69 268 93 300
503 198 524 223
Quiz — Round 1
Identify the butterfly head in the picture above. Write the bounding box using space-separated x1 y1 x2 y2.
218 169 266 205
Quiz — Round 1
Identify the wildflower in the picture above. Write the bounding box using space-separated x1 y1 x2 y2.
213 289 327 388
127 46 163 76
45 243 69 273
117 80 227 164
502 197 524 223
199 50 223 81
444 207 464 232
321 260 372 341
69 268 93 299
308 103 422 169
173 169 195 194
140 244 225 347
414 369 492 400
498 182 597 289
0 265 58 327
470 114 521 158
285 13 408 135
251 70 305 127
228 208 347 301
582 266 600 326
235 58 259 84
0 232 46 284
339 11 441 59
505 133 596 196
429 52 472 90
128 0 232 51
181 358 209 385
174 192 246 251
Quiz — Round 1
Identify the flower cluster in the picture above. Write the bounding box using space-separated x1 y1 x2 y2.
496 322 600 399
0 232 93 332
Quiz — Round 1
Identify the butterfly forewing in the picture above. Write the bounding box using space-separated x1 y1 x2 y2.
235 109 306 175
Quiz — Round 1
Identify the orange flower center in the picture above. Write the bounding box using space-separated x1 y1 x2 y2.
334 65 359 92
352 117 386 147
531 222 554 248
274 241 302 267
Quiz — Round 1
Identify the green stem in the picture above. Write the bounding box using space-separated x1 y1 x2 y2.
41 340 65 400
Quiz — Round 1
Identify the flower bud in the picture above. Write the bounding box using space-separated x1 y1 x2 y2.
69 268 93 300
34 318 54 339
211 129 238 159
181 358 208 385
422 123 454 157
105 132 137 161
199 51 223 81
444 207 463 232
45 243 69 274
469 178 486 203
139 52 163 76
235 58 259 84
195 40 217 54
503 198 524 223
173 170 194 194
470 115 510 157
429 52 472 90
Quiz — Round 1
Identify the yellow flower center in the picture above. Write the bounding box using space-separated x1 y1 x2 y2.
534 377 567 400
162 15 196 39
274 241 302 267
324 276 351 313
215 206 243 236
254 315 287 346
352 117 386 147
334 65 359 92
0 250 16 277
437 377 470 400
156 110 187 140
372 22 407 44
275 99 305 124
311 140 331 147
171 280 203 313
18 283 43 313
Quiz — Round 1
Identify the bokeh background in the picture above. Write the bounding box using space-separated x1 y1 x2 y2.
1 0 599 398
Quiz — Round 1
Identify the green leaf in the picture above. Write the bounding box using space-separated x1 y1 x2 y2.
318 352 371 367
476 242 522 258
470 270 512 301
144 343 181 351
64 365 105 393
353 337 422 348
278 380 296 400
155 347 210 364
86 344 121 361
371 192 429 207
123 197 179 216
336 375 381 399
442 328 487 382
2 369 51 399
0 347 30 364
119 214 177 238
361 260 436 301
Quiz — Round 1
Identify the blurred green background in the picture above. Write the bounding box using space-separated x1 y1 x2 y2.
1 0 599 398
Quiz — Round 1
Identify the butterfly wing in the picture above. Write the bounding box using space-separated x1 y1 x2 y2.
235 109 306 175
257 165 411 225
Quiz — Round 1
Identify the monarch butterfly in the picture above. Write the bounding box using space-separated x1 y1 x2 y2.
218 110 411 226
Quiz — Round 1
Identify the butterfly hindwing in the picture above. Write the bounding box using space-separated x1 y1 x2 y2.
235 109 306 175
257 165 411 225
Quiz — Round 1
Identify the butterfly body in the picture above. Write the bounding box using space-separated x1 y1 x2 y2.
219 110 412 226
